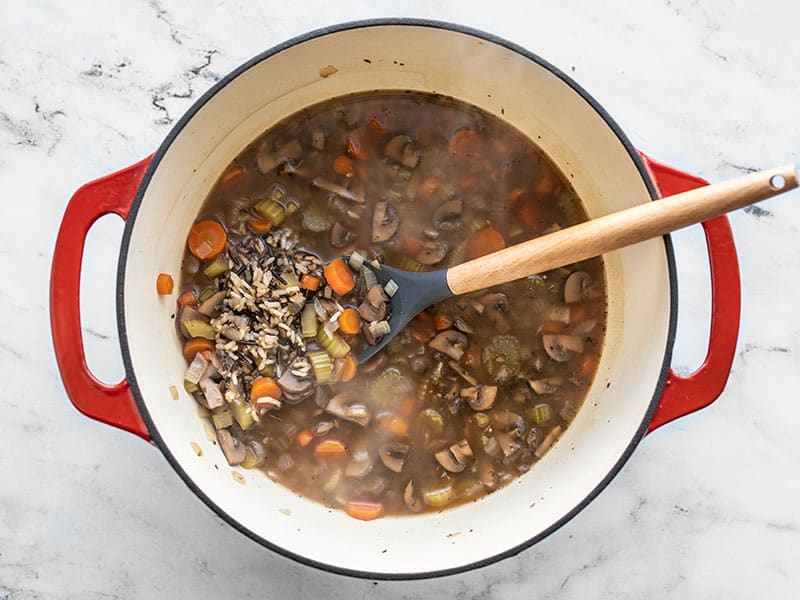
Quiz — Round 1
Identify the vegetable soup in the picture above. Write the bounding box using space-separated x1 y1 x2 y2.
172 91 606 519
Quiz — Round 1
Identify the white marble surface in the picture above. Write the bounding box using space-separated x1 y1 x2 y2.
2 0 799 597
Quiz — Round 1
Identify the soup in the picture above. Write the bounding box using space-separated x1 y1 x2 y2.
172 91 606 520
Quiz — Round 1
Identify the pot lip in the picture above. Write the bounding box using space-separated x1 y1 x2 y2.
117 17 677 580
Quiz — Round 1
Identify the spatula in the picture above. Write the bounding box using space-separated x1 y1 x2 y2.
356 164 798 363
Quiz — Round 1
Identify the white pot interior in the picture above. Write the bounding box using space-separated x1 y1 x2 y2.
121 23 672 576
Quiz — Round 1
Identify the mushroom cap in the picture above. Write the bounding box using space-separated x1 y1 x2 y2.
197 290 227 318
217 429 247 466
403 480 423 512
432 199 463 232
330 221 355 248
435 439 474 473
564 271 592 304
379 442 410 473
278 369 315 403
372 200 400 243
464 385 497 411
428 330 468 361
542 334 584 362
416 240 448 265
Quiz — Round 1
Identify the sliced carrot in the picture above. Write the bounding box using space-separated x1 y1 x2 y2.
535 175 554 198
314 438 348 461
467 228 506 260
399 237 423 256
367 114 388 134
508 186 527 207
323 258 355 296
188 220 227 260
389 417 408 438
520 199 540 231
248 217 273 234
419 176 441 199
579 355 597 378
220 165 247 187
250 377 282 403
448 128 483 164
296 429 314 448
399 395 416 416
340 353 358 382
182 337 215 360
409 313 435 343
346 500 384 521
177 290 198 307
333 155 353 176
300 274 322 291
156 273 174 295
346 131 369 159
540 321 563 334
569 302 588 323
433 314 453 331
338 307 361 335
456 173 479 190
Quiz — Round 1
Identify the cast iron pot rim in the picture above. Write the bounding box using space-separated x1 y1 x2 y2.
116 17 677 581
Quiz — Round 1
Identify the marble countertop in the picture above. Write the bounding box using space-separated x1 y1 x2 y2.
3 1 799 597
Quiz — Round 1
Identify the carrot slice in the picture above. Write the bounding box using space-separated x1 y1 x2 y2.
296 429 314 448
579 355 597 378
508 186 527 207
467 228 506 260
177 290 197 306
340 353 358 382
520 199 540 231
323 258 355 296
367 114 388 134
346 500 384 521
535 175 554 198
156 273 174 295
188 220 227 260
409 312 435 343
220 165 247 187
314 439 348 461
346 131 369 159
338 307 361 335
248 217 273 234
333 155 354 176
419 176 441 199
448 128 483 164
300 274 321 291
250 377 282 403
433 314 453 331
182 337 215 360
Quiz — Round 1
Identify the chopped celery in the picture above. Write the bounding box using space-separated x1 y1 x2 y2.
530 403 553 425
198 287 215 302
396 256 425 272
211 409 233 430
473 412 490 429
183 380 199 394
419 408 444 436
301 303 318 338
422 482 454 507
308 349 333 383
254 197 286 225
285 198 301 216
316 327 350 358
279 269 300 289
203 255 229 278
230 399 254 430
183 319 216 340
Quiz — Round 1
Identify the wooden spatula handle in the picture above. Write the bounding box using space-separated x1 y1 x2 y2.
446 164 798 295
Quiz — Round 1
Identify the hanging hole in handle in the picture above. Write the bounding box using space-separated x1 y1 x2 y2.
80 213 126 385
769 174 787 190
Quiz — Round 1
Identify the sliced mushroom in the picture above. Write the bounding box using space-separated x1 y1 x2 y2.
416 241 448 265
453 317 474 335
449 360 478 386
325 392 371 426
330 221 355 248
428 330 468 361
435 439 474 473
478 460 497 489
534 425 562 458
542 334 584 363
461 385 497 411
311 177 365 204
184 351 209 385
564 271 592 304
432 199 463 232
372 201 399 242
379 442 410 473
366 283 389 307
256 138 303 174
198 378 225 409
404 480 423 513
357 299 388 323
309 128 326 151
528 377 563 395
197 290 227 318
345 456 373 478
495 431 521 457
217 429 246 466
494 410 526 437
277 369 315 404
510 381 533 405
384 134 421 169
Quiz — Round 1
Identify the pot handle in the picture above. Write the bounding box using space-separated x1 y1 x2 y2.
50 157 153 441
639 153 741 433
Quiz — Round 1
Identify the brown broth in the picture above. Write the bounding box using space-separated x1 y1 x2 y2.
177 91 606 518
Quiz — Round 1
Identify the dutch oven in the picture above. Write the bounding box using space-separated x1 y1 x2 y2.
50 20 740 579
